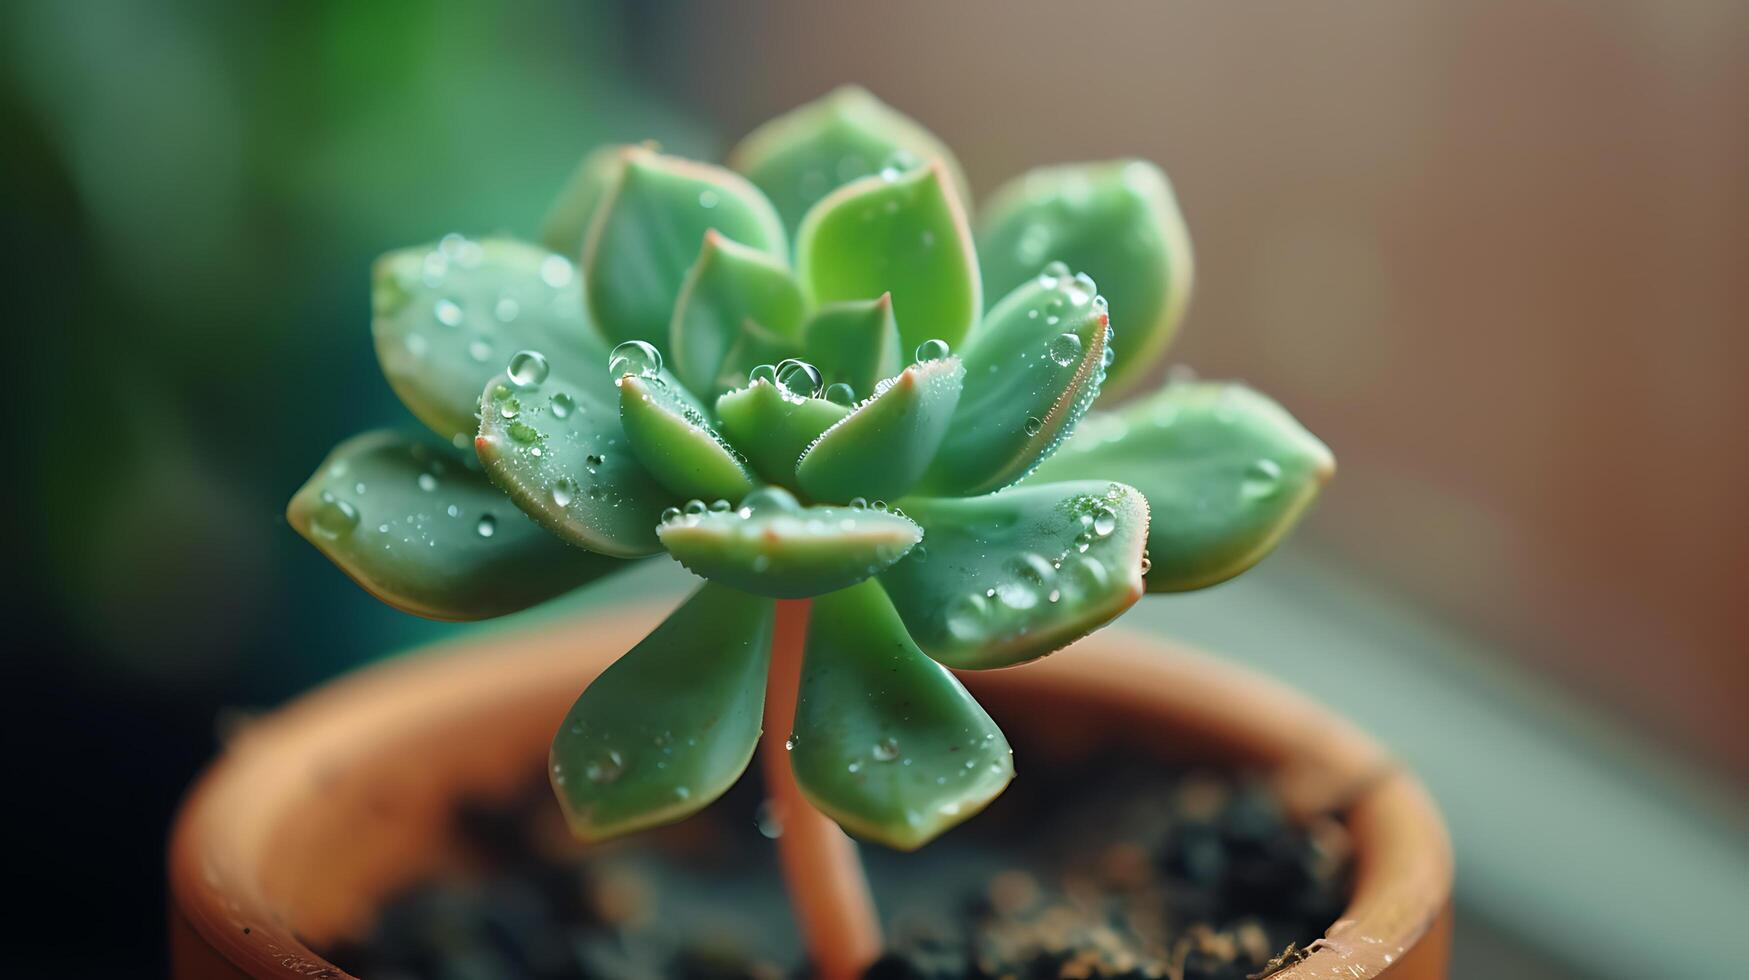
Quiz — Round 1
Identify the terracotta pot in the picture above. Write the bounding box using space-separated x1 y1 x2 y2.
168 606 1453 979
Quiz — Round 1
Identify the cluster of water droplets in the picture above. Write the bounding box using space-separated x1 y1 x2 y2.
941 483 1133 646
377 235 579 387
307 447 503 553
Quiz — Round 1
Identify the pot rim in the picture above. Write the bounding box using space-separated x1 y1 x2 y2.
168 604 1452 979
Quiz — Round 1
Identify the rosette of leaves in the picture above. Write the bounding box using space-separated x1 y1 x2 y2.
289 86 1332 852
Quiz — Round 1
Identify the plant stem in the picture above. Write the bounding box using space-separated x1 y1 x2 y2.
761 599 882 978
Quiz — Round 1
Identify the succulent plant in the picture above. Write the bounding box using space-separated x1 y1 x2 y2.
289 86 1331 954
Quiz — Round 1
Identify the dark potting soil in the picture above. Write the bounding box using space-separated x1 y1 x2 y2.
323 754 1351 980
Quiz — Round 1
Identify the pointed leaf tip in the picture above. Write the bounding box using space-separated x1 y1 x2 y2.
797 163 980 355
583 147 787 352
730 86 971 233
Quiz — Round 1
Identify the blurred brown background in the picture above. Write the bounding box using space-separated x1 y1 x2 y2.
659 0 1749 777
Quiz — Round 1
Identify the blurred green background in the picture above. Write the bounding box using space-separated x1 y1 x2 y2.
5 1 1744 977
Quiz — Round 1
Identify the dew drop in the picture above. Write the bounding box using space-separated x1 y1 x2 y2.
824 382 856 406
697 189 720 209
872 737 900 762
1024 416 1043 436
740 485 801 515
946 592 991 641
775 359 824 398
311 493 359 539
749 362 777 385
755 800 783 839
1092 507 1117 538
915 338 950 362
508 349 549 387
607 340 662 379
1047 332 1083 367
1241 459 1284 501
684 499 708 516
417 473 438 492
433 299 463 327
540 255 574 288
476 514 497 538
552 480 575 508
584 749 624 784
660 506 682 524
848 497 868 510
549 392 576 419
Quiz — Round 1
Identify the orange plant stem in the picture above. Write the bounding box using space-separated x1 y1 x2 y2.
761 599 882 978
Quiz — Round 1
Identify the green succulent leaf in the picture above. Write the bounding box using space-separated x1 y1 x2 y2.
881 480 1149 668
670 230 806 396
540 144 625 258
617 375 756 502
583 147 787 352
372 237 601 444
796 164 980 355
791 581 1012 850
920 271 1111 496
657 486 920 598
1029 382 1334 592
717 319 805 392
729 85 972 234
803 294 901 398
715 381 849 485
551 584 773 841
796 357 965 503
289 431 622 621
978 161 1194 396
476 367 672 558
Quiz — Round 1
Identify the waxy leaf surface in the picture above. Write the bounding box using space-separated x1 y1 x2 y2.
289 431 621 620
669 231 805 396
1029 382 1333 592
477 367 670 559
551 584 773 841
373 237 601 444
797 164 979 354
618 375 756 502
921 271 1111 496
796 357 964 503
979 161 1193 396
583 148 786 351
714 381 848 485
791 581 1011 850
729 85 971 234
658 491 920 598
803 294 902 399
881 480 1149 668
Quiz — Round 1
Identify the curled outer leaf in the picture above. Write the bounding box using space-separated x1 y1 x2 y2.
540 144 625 258
728 85 972 234
373 237 602 444
796 357 964 503
881 481 1150 669
551 584 773 841
791 581 1012 850
796 163 980 355
477 367 671 559
583 147 786 351
921 270 1111 496
657 488 920 598
1029 382 1334 592
617 375 756 503
803 294 901 399
978 160 1194 396
670 230 805 396
289 431 622 620
714 381 848 485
